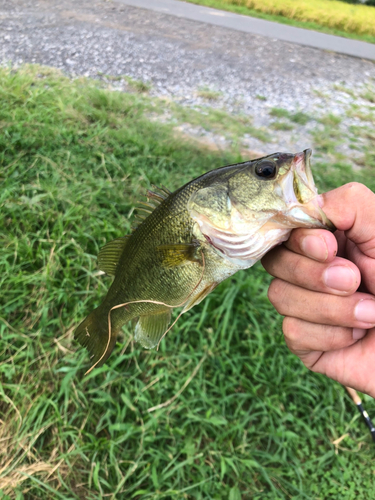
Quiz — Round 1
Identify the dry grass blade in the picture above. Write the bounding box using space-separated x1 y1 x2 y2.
147 353 207 413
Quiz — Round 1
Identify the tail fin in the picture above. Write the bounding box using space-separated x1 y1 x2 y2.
74 307 118 372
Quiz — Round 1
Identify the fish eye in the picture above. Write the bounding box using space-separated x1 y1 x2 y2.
255 161 277 179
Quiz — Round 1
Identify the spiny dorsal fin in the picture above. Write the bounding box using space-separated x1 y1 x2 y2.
156 242 201 268
134 309 171 349
131 184 172 230
147 184 172 204
139 201 158 210
146 189 165 204
152 184 171 197
97 236 129 276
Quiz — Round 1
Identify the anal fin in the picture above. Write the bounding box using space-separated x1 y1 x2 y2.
134 309 171 349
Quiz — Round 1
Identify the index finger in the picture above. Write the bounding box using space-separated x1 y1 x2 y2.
283 228 338 263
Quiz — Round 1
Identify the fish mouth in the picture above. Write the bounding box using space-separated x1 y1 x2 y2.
293 148 315 203
276 149 335 231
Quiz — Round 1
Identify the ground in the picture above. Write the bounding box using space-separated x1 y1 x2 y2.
1 0 374 155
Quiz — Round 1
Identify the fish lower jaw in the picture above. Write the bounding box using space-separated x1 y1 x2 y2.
282 202 335 230
201 226 292 269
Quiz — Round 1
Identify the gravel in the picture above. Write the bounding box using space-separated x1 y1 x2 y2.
1 0 375 153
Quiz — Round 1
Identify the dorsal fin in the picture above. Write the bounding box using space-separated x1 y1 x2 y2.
131 184 172 230
97 236 129 276
146 189 165 204
148 184 172 203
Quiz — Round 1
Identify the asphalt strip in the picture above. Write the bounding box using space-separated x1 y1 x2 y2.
116 0 375 61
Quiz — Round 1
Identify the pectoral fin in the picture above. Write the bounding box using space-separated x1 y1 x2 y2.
134 309 172 349
156 242 201 268
97 236 129 276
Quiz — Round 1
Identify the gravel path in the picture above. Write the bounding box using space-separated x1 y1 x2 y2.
119 0 375 61
1 0 375 154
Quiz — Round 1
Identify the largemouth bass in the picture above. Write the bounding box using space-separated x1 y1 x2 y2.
75 149 333 371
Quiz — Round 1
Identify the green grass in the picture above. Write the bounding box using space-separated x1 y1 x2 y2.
1 65 375 499
184 0 375 44
154 102 271 144
196 87 223 101
124 76 153 94
270 121 294 131
269 108 311 125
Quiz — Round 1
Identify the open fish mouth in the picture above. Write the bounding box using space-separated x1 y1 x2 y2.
276 149 335 231
276 149 317 207
292 148 316 204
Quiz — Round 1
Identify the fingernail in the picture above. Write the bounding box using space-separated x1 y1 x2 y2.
355 300 375 325
323 265 357 292
301 235 328 261
353 328 367 340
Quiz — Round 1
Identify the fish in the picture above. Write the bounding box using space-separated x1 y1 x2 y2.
74 149 334 372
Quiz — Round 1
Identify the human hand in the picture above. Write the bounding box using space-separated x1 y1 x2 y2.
262 182 375 397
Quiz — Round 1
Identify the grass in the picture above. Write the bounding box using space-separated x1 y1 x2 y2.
196 87 223 101
153 102 271 144
124 76 153 94
184 0 375 44
1 65 375 499
270 121 294 131
269 108 311 125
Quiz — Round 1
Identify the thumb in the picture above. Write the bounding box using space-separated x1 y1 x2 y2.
320 182 375 295
320 182 375 259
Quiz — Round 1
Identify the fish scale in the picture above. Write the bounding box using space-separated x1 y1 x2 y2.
74 149 333 372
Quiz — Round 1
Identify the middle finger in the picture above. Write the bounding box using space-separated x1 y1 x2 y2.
268 279 375 329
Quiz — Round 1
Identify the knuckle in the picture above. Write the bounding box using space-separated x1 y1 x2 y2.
322 328 336 351
303 358 321 372
267 279 288 312
261 248 278 274
282 316 300 343
344 182 372 199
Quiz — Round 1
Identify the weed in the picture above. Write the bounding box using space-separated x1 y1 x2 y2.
269 108 310 125
290 111 310 125
270 121 294 131
159 102 271 142
197 87 222 100
361 86 375 103
319 114 342 126
269 107 290 118
125 76 152 93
